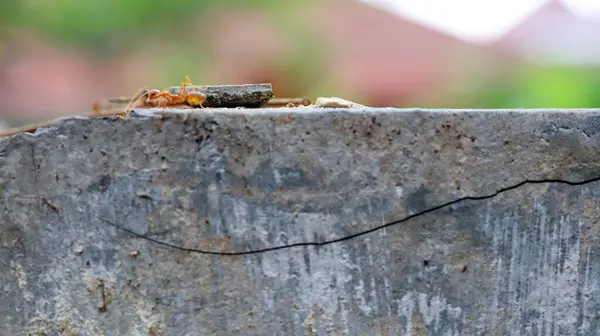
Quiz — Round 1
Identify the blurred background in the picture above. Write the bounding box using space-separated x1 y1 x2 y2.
1 0 600 128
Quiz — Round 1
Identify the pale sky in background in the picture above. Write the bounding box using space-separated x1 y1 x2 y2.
361 0 600 43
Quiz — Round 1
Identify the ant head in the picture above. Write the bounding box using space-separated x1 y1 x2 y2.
145 89 161 100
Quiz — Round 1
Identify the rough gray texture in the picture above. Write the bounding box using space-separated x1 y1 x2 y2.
2 107 600 335
168 84 274 108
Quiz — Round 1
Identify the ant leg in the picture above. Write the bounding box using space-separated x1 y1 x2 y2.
183 75 193 88
124 88 148 118
161 100 167 120
180 75 196 101
160 99 173 121
180 77 189 98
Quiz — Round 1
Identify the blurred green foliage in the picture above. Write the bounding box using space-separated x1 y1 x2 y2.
469 65 600 108
3 0 292 54
3 0 600 108
517 66 600 108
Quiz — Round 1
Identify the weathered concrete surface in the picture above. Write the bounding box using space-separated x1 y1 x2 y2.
2 107 600 335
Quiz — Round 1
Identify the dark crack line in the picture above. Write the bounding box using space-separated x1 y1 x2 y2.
30 144 37 183
95 174 600 256
30 143 42 212
29 144 38 182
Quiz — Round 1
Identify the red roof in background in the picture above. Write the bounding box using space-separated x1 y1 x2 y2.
311 0 457 102
0 0 526 119
203 0 519 106
494 0 600 65
0 31 99 119
0 30 164 118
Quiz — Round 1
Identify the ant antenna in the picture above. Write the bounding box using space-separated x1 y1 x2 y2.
123 88 149 119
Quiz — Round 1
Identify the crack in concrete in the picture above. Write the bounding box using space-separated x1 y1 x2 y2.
95 174 600 256
29 143 43 213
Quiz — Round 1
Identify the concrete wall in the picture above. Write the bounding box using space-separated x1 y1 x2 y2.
2 108 600 335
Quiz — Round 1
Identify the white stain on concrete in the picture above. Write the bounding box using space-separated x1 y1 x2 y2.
272 168 282 185
395 186 404 198
188 182 600 335
10 260 33 302
395 291 462 335
481 199 594 335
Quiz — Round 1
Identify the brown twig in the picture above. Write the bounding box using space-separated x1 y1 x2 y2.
264 97 312 108
108 97 133 104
